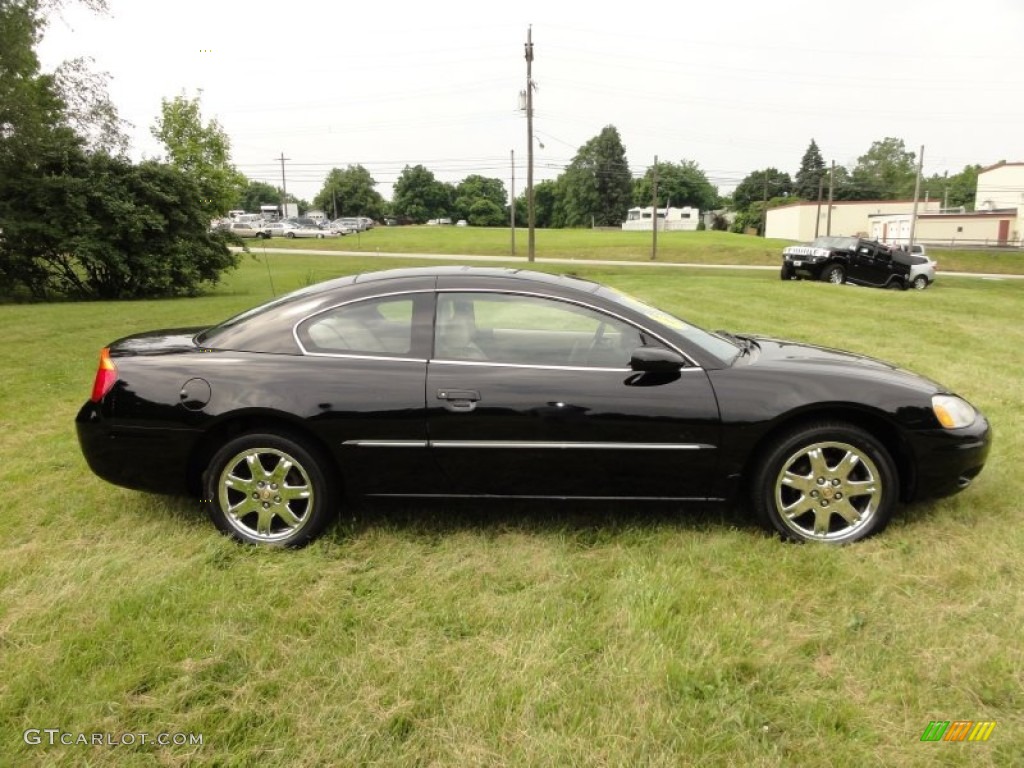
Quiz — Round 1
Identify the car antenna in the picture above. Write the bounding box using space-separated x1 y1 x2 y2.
260 241 276 296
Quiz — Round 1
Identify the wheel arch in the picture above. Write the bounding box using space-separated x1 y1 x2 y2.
186 410 340 496
738 405 916 503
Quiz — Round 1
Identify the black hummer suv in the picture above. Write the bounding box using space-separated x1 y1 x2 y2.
781 236 912 290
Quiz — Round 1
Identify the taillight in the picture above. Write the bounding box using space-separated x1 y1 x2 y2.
90 347 118 403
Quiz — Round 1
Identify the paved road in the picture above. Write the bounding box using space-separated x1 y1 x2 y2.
235 246 1024 280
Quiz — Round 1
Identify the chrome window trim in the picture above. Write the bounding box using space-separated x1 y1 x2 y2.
429 358 704 373
433 288 702 369
303 352 428 363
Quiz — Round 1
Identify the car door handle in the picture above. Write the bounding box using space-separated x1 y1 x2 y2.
437 389 480 412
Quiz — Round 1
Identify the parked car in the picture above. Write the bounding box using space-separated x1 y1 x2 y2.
279 222 329 239
328 219 355 235
225 221 270 239
906 252 937 290
77 268 990 547
333 217 372 232
782 237 912 289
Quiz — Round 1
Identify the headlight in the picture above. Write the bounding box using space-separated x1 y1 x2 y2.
813 248 830 258
932 395 977 429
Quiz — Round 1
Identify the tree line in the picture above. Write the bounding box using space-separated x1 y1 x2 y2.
0 0 993 301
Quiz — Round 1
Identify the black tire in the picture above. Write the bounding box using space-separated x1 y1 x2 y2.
203 432 337 547
286 231 295 239
750 421 897 544
912 275 928 290
887 279 906 291
780 266 793 280
822 264 845 285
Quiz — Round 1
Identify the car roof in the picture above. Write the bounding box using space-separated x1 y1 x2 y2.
301 266 605 295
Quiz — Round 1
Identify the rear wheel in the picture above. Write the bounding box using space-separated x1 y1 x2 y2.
286 231 295 239
751 422 897 544
204 432 337 547
822 264 845 284
887 279 906 291
912 275 929 290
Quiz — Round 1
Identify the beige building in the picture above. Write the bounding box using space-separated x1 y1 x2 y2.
768 162 1023 246
766 200 941 242
869 210 1017 247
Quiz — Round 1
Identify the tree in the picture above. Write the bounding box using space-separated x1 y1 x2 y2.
234 180 281 213
151 92 245 218
530 179 564 228
793 139 826 200
1 151 238 299
467 199 505 227
924 164 980 210
731 168 792 211
452 174 507 224
849 137 917 200
391 165 452 223
560 125 632 227
633 159 718 211
313 164 386 220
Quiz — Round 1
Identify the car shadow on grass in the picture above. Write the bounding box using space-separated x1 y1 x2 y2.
330 497 762 544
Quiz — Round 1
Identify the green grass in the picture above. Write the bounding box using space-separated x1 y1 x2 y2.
258 226 1024 274
2 254 1023 766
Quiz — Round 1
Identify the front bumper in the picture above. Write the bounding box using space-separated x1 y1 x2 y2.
908 414 992 501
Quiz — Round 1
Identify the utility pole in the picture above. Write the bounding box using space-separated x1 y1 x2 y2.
814 175 824 238
510 149 516 256
277 152 291 218
525 26 536 262
650 156 659 261
826 160 835 236
943 169 949 210
760 174 769 237
908 145 925 251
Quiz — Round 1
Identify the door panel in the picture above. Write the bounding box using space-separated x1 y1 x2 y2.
426 292 721 498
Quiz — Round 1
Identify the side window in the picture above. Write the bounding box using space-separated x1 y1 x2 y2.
434 292 661 367
298 296 415 356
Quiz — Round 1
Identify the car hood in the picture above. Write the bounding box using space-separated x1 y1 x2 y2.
745 336 944 392
108 327 208 357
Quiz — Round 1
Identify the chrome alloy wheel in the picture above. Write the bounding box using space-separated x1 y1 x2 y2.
773 441 882 542
217 447 314 542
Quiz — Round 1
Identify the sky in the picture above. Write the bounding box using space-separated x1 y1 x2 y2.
36 0 1024 205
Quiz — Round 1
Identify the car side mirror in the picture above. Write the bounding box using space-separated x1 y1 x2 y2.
629 347 686 372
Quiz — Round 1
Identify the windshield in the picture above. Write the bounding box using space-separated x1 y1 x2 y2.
601 287 741 363
809 236 858 250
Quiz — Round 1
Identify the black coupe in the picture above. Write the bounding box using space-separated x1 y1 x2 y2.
76 267 991 546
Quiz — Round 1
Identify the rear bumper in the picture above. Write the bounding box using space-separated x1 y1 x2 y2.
76 401 201 495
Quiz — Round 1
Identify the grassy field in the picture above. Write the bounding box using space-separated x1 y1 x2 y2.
258 226 1024 275
2 253 1022 766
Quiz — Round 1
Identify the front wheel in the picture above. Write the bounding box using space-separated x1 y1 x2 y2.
912 275 929 290
750 422 897 543
286 231 295 239
780 266 793 280
204 432 337 547
822 265 845 284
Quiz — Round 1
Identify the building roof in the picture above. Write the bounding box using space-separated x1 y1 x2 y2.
979 161 1024 174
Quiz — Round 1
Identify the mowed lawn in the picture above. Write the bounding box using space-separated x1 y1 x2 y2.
261 226 1024 275
1 253 1022 766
